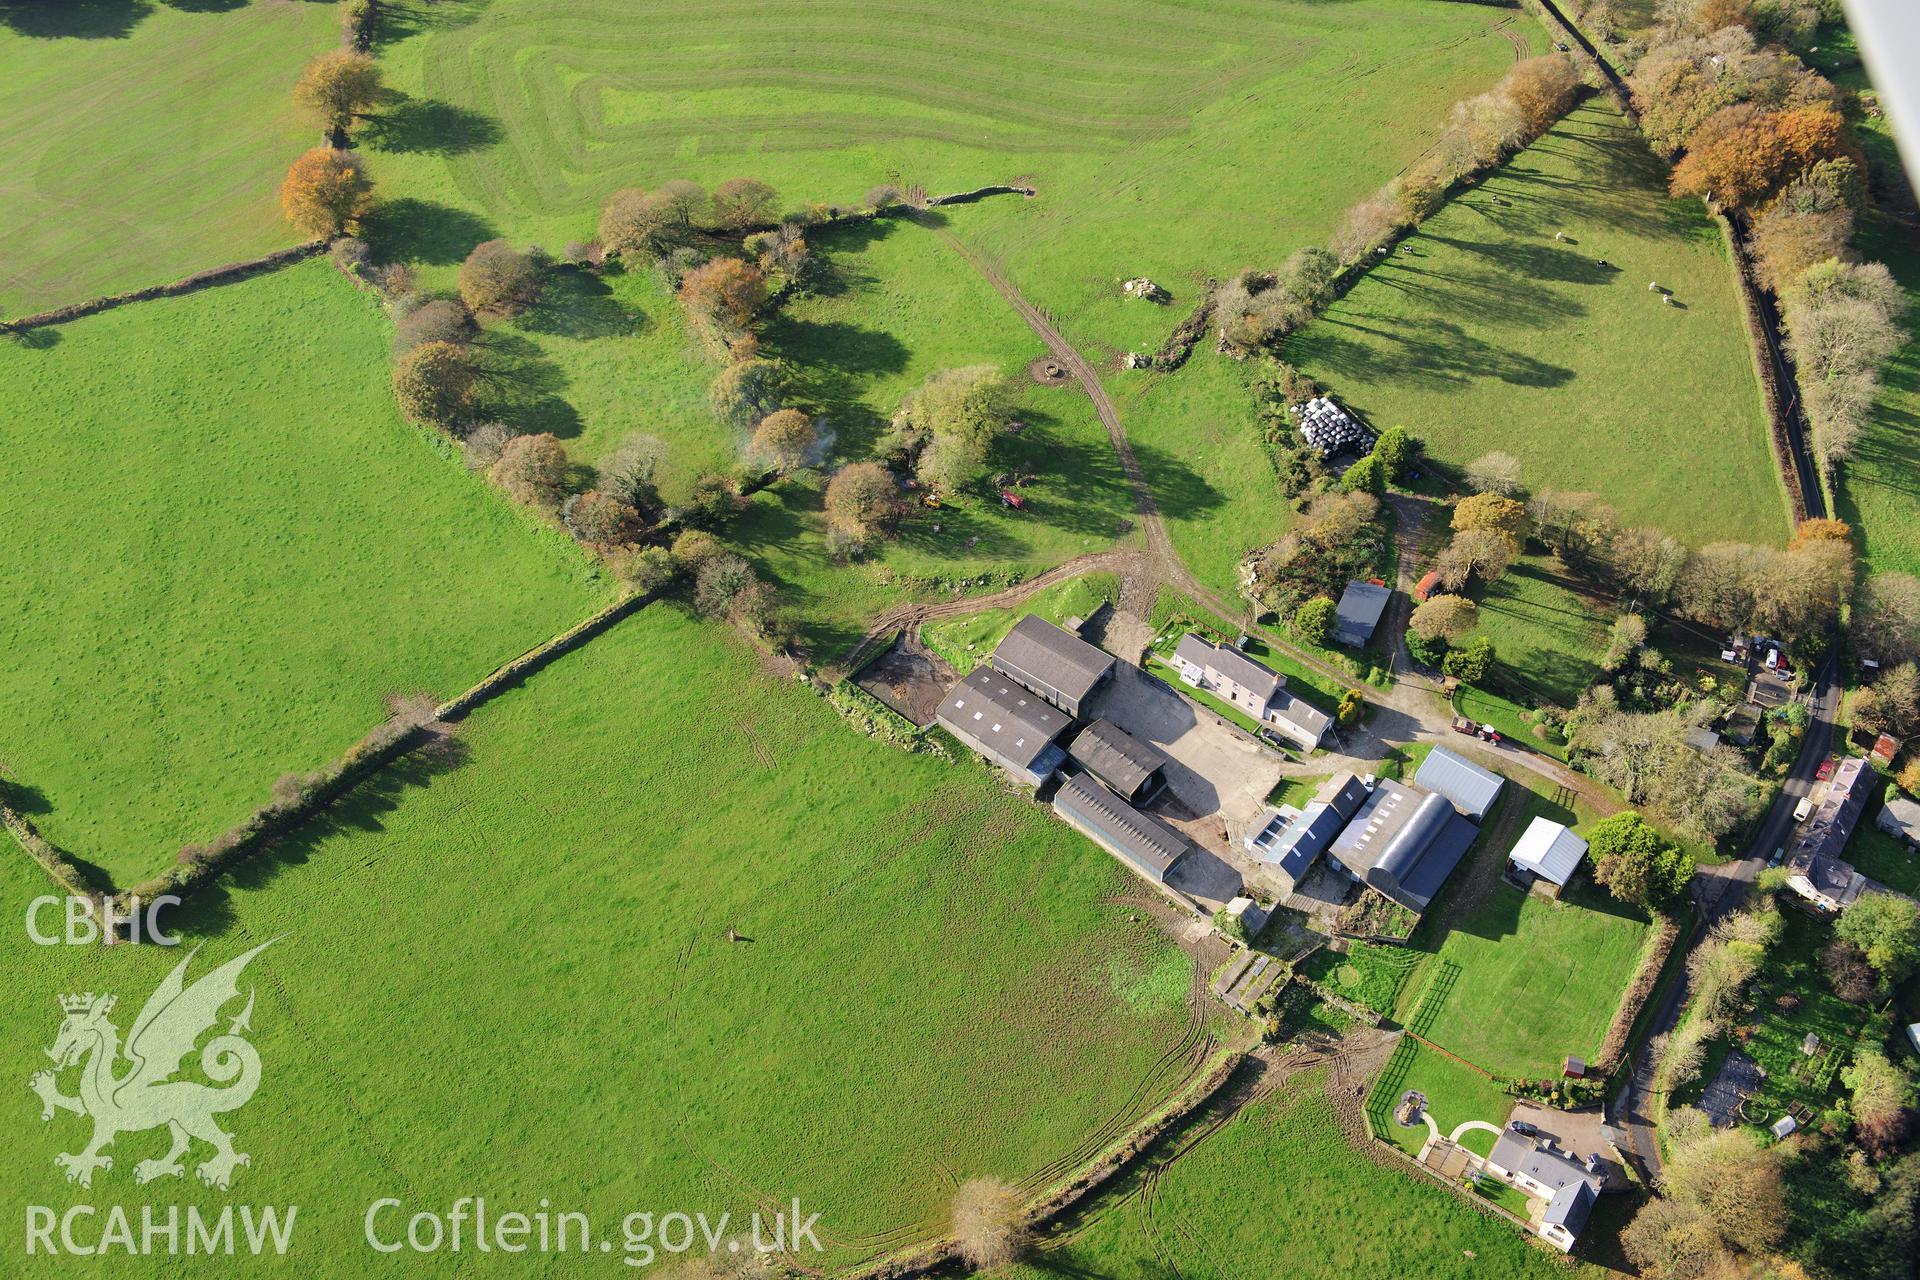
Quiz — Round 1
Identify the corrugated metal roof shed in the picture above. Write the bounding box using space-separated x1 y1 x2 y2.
1414 746 1506 821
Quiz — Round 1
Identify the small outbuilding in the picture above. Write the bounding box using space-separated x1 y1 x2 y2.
1413 746 1506 822
1508 816 1589 891
1878 796 1920 849
1332 580 1391 648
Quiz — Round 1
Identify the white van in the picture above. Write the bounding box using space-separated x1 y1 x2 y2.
1793 796 1814 823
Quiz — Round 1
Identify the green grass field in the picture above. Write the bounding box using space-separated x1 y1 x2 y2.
922 572 1120 674
1290 102 1789 548
0 606 1199 1273
1834 213 1920 577
1120 356 1297 601
1013 1068 1587 1280
366 0 1532 359
0 259 603 887
0 0 336 315
728 218 1142 656
482 261 734 496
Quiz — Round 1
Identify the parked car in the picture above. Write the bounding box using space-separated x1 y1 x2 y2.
1817 759 1836 781
1793 796 1814 823
1509 1119 1538 1137
1768 846 1786 867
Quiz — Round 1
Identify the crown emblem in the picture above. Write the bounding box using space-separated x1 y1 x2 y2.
59 993 112 1015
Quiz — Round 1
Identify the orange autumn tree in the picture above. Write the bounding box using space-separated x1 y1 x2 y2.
1670 105 1856 211
677 258 766 340
280 147 374 236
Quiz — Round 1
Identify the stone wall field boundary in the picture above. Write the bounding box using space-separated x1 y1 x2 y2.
2 589 660 921
3 240 327 333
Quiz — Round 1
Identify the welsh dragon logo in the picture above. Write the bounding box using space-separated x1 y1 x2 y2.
30 940 275 1191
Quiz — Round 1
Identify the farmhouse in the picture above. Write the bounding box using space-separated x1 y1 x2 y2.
1244 774 1371 895
1878 796 1920 849
1785 852 1867 913
990 614 1116 717
935 667 1071 786
1485 1130 1603 1253
1332 580 1391 648
1780 756 1880 909
1066 719 1168 803
1327 777 1480 914
1507 817 1588 892
1791 756 1874 865
1413 746 1506 821
1053 774 1192 884
1167 633 1331 749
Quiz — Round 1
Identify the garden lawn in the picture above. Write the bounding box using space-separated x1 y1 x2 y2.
0 0 336 315
1412 885 1651 1079
367 0 1531 361
0 606 1197 1275
922 572 1120 675
1734 910 1873 1124
1466 558 1609 709
1387 769 1647 1080
1301 941 1422 1019
1012 1068 1587 1280
1368 1038 1525 1160
1849 819 1920 897
0 259 603 887
1290 102 1789 547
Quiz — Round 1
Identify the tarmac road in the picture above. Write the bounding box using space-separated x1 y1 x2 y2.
1610 658 1840 1182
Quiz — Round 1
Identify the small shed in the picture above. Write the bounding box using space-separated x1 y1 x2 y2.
1771 1115 1798 1139
1508 817 1589 889
1413 746 1506 822
1415 568 1442 602
1872 733 1900 767
1332 580 1392 648
1066 719 1168 804
1563 1056 1587 1079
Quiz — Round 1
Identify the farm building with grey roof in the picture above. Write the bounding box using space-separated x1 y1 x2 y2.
935 667 1070 787
1066 718 1167 803
990 614 1115 716
1052 774 1192 884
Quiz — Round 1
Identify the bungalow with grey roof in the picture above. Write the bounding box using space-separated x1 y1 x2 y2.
1485 1130 1604 1253
1167 633 1331 749
990 614 1115 717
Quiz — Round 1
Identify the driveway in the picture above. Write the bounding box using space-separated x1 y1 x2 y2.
1506 1101 1632 1191
1086 661 1286 856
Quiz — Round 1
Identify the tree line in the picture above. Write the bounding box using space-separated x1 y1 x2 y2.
1625 2 1910 476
